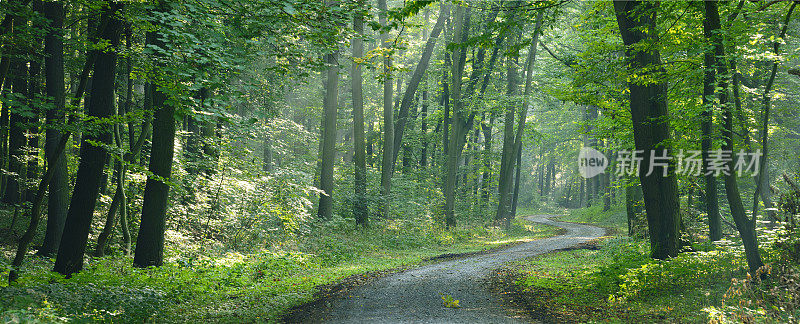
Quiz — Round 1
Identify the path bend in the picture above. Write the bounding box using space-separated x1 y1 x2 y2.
313 215 605 323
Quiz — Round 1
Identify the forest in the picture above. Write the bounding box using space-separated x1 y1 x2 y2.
0 0 799 322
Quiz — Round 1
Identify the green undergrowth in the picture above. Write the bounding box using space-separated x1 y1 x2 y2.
510 238 738 322
0 214 559 323
507 222 800 323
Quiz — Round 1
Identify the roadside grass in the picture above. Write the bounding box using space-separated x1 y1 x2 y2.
0 212 559 323
504 204 800 323
503 237 741 323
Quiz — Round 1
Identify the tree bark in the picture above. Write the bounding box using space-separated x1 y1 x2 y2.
37 0 68 257
53 2 123 276
391 4 449 167
614 0 681 259
352 2 367 226
378 0 393 218
442 5 470 228
704 0 768 274
701 0 723 241
133 5 178 267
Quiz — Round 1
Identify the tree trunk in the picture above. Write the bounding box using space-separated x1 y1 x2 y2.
701 1 722 241
133 9 178 268
626 178 643 237
352 2 367 226
614 0 681 260
378 0 393 218
508 14 543 219
442 5 470 228
53 3 123 276
3 59 27 205
37 0 68 257
391 4 449 168
316 16 340 220
704 0 767 274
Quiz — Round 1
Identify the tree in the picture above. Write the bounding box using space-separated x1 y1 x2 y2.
316 15 339 220
351 0 367 226
37 0 68 257
700 0 722 240
134 3 179 267
442 4 470 227
378 0 393 218
53 2 123 276
391 4 448 168
614 0 681 260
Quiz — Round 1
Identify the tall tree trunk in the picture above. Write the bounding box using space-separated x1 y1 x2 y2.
705 0 766 275
133 5 178 267
391 4 449 167
495 53 519 226
701 1 723 241
53 2 123 276
37 0 68 257
752 2 796 224
614 0 681 260
509 13 543 218
352 2 367 226
378 0 393 218
442 5 470 228
316 3 340 220
3 59 27 206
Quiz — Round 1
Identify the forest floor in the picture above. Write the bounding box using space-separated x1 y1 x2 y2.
0 208 564 322
287 214 605 323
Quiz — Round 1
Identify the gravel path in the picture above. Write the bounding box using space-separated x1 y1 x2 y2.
315 215 605 324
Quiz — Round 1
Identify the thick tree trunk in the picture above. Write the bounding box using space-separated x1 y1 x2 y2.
53 3 123 276
495 52 519 225
37 1 68 257
133 11 178 268
614 0 681 259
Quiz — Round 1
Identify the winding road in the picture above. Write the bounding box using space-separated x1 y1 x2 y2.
311 215 605 323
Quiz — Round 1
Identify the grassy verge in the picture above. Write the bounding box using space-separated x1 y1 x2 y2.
498 205 800 323
496 237 745 323
0 212 559 323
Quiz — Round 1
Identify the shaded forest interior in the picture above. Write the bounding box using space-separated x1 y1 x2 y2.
0 0 800 322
